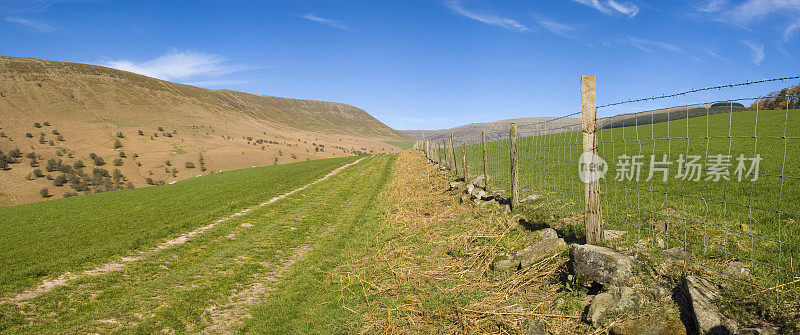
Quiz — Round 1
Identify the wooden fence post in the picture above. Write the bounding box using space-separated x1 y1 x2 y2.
434 141 439 164
510 123 519 210
449 135 458 174
482 130 488 190
582 75 604 244
461 142 468 182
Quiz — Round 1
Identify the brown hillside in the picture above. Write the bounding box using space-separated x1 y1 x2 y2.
0 56 409 206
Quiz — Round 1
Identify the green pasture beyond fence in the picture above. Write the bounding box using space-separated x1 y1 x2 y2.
414 76 800 305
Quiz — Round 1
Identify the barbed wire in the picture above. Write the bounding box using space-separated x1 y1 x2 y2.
597 75 800 108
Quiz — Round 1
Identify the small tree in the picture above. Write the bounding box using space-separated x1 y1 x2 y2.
165 160 171 166
32 169 44 178
184 161 195 169
113 139 122 149
113 158 123 166
118 151 126 158
116 131 125 138
34 122 42 128
25 133 33 138
73 160 85 169
53 174 68 187
138 130 144 136
145 177 155 185
29 156 39 167
43 121 50 126
39 188 50 198
157 126 164 131
52 129 59 135
56 135 64 141
93 156 105 166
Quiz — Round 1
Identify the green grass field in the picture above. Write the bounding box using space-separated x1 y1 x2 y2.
384 140 416 150
0 156 360 297
0 154 396 333
442 109 800 295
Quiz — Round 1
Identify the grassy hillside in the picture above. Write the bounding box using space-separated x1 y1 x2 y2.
0 56 409 205
0 156 359 297
452 108 799 291
0 154 394 333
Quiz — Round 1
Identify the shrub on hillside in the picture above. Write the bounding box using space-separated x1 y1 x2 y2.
113 158 123 166
29 156 39 167
39 188 50 198
56 135 64 142
116 131 125 138
73 160 85 169
145 177 155 185
157 126 164 132
113 139 122 149
33 122 42 128
63 192 78 198
118 151 126 158
43 121 50 126
138 130 144 136
32 169 44 178
53 174 68 187
25 133 33 138
52 130 59 135
93 156 105 166
184 161 195 169
165 160 171 166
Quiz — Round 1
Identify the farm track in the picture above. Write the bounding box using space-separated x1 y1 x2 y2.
0 155 392 333
3 158 364 305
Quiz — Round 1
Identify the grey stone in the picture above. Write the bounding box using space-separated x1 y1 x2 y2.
470 174 485 187
649 282 673 299
516 238 567 269
492 253 517 272
536 228 558 239
525 319 549 335
570 244 636 287
665 246 695 260
684 275 738 335
466 183 475 194
737 327 778 335
449 181 465 191
609 315 687 335
520 193 539 202
722 261 750 279
493 238 568 271
587 285 641 327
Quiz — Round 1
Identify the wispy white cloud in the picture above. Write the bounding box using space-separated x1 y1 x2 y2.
101 50 249 81
628 37 680 53
607 0 639 17
741 40 765 65
5 16 56 32
784 20 800 41
533 15 574 37
299 13 353 32
445 0 528 32
184 79 258 87
696 0 800 40
573 0 639 18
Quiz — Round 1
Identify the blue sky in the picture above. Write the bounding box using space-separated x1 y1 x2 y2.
2 0 799 130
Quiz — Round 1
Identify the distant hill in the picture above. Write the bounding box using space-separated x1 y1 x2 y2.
0 56 409 205
402 102 745 144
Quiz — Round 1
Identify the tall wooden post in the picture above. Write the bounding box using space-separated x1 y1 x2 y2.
582 75 603 244
434 141 439 164
449 135 457 174
461 142 468 182
510 123 519 210
482 130 488 190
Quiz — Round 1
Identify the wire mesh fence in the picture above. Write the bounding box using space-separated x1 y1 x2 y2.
413 76 800 306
